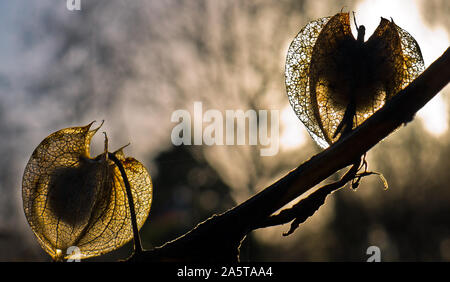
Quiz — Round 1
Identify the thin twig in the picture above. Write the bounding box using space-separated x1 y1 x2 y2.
108 153 143 254
253 158 361 232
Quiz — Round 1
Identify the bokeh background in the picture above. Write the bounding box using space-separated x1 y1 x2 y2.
0 0 449 261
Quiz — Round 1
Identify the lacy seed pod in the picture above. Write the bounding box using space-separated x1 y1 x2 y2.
22 122 152 260
285 12 424 148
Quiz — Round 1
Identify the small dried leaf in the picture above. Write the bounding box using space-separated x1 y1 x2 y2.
285 12 424 147
22 122 152 260
379 173 389 190
372 171 389 190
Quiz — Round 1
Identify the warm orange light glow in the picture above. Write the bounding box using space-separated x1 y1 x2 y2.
280 105 307 150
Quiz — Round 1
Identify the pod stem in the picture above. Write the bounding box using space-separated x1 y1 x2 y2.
108 152 143 254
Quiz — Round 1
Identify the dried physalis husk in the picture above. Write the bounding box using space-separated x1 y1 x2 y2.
22 122 152 261
285 12 424 148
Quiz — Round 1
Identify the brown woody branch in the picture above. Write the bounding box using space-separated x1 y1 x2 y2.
127 47 450 262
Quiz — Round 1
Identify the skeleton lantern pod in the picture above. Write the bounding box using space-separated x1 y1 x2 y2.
285 12 424 148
